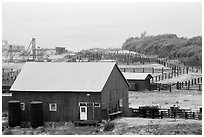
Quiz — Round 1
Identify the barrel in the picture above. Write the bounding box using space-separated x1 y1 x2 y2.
139 106 147 118
30 101 43 128
8 100 21 127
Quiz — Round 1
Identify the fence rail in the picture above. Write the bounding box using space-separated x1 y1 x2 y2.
131 108 202 120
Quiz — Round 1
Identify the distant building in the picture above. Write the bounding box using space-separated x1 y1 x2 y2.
123 72 153 91
99 59 116 62
55 47 66 54
10 62 130 122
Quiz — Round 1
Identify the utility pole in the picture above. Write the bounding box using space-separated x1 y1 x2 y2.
32 38 36 61
8 45 13 62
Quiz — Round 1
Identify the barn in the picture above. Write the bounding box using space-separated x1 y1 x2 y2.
122 72 153 91
10 62 129 122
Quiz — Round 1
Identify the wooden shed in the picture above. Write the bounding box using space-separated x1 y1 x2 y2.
10 62 129 122
122 72 153 91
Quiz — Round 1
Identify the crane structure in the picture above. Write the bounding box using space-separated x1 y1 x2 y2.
26 38 37 61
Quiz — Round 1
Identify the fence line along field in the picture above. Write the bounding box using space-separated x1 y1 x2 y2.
129 90 201 110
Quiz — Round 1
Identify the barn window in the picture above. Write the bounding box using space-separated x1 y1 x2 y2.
20 103 25 111
49 103 57 111
94 103 100 107
79 102 87 106
119 99 123 107
81 107 86 112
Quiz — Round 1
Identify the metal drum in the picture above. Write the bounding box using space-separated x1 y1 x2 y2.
8 100 21 127
30 101 43 128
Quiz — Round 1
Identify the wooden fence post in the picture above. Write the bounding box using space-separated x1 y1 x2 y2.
191 79 194 86
174 111 176 118
124 68 126 72
176 82 180 90
186 67 189 74
188 81 190 90
185 112 188 119
180 83 182 89
161 111 163 119
198 84 201 91
159 75 160 81
172 68 174 77
143 68 144 73
152 68 154 74
193 112 195 119
162 67 164 74
169 85 172 92
159 83 161 91
194 79 197 85
185 81 187 86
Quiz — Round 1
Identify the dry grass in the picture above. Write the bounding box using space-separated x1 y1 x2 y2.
112 117 202 135
2 118 202 135
129 89 202 110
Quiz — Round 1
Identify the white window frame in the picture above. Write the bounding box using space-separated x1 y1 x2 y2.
49 103 57 112
119 99 123 107
94 102 101 107
20 103 25 111
79 102 87 106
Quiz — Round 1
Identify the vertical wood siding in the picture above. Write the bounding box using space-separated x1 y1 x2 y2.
12 92 101 122
101 65 129 116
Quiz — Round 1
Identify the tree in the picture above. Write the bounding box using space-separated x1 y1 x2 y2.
140 31 147 38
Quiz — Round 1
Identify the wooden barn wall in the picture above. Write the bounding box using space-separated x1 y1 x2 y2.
101 65 129 116
2 95 12 112
127 79 150 91
12 91 101 122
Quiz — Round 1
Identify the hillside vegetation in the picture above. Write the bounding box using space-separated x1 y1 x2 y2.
122 34 202 67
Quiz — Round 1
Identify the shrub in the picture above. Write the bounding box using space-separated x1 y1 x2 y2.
3 129 13 135
104 122 115 131
2 111 8 117
2 121 9 131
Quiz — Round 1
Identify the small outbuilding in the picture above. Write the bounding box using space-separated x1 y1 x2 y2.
122 72 153 91
10 62 129 122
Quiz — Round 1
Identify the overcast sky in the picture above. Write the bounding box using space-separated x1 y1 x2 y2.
2 2 202 51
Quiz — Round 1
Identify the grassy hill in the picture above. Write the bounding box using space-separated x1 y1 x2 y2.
122 34 202 67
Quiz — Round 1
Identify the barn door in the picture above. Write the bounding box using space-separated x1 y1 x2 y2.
80 106 87 120
87 103 94 120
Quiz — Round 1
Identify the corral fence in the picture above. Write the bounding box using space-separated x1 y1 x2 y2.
130 106 202 120
149 80 202 92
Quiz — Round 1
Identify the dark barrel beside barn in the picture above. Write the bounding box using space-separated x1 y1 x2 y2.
30 101 43 128
8 100 21 127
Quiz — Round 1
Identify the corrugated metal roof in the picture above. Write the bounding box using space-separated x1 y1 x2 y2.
122 72 152 80
11 62 117 92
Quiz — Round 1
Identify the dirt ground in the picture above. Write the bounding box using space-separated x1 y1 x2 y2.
2 117 202 135
129 89 202 111
111 117 202 135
